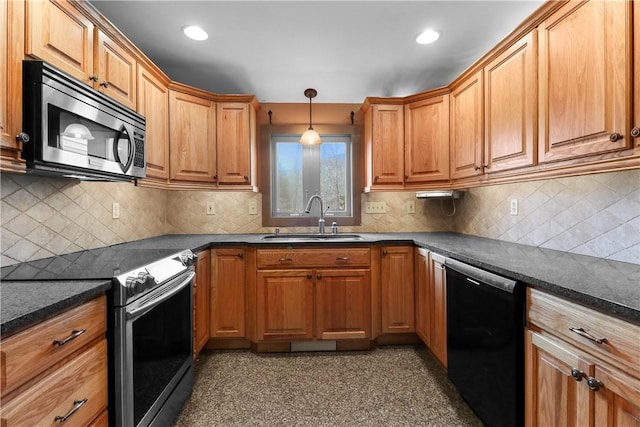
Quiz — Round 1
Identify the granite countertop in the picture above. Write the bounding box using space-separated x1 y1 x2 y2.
2 232 639 337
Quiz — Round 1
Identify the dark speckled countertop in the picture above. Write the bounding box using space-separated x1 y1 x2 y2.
2 232 638 337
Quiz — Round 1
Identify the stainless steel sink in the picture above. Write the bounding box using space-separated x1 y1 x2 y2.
261 233 364 242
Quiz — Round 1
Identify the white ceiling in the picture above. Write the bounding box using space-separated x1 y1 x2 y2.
89 0 544 104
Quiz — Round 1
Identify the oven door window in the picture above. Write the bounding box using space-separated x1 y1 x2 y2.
132 284 191 426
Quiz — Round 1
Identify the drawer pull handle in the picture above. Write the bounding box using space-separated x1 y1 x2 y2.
278 258 293 263
336 257 349 263
569 327 607 345
570 368 586 381
54 398 88 422
53 329 87 346
587 377 603 392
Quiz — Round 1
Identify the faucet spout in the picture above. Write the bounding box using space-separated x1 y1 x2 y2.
304 194 325 234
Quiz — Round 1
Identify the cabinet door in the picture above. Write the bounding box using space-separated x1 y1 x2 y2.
380 246 415 333
315 269 371 340
26 0 94 84
368 104 404 187
594 363 640 426
538 0 632 163
211 248 245 338
404 94 450 183
95 29 136 110
450 70 484 179
414 248 431 346
216 103 252 185
194 249 210 355
525 330 595 427
138 65 169 180
256 270 314 341
484 30 537 173
633 1 640 147
169 90 216 182
429 252 447 367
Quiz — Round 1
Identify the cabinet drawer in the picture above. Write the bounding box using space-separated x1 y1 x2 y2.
527 288 640 376
1 296 106 397
257 248 370 269
1 339 107 427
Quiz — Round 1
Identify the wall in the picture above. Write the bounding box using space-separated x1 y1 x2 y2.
1 173 167 266
453 169 640 264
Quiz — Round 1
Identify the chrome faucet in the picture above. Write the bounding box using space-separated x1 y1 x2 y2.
304 194 325 234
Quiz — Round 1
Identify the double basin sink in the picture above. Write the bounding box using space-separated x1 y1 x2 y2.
261 233 364 243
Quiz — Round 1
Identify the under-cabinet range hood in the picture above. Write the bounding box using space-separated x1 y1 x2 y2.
415 190 464 199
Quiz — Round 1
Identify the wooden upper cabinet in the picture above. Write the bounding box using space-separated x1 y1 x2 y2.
95 29 136 109
25 0 94 84
450 70 484 180
169 89 216 182
380 245 415 334
216 102 252 185
538 0 632 163
404 93 450 183
484 30 537 173
138 65 169 180
363 103 404 189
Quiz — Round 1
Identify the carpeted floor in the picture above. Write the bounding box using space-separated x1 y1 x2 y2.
174 345 484 426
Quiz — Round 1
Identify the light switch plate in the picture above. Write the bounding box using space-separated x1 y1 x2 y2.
248 200 258 215
510 199 518 216
112 202 120 219
406 201 416 214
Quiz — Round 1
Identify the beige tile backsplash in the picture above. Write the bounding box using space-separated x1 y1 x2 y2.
2 169 638 266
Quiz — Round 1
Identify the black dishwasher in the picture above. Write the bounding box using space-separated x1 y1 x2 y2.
445 258 525 427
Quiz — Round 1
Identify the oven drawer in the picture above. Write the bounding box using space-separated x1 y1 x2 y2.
257 248 371 269
527 288 640 376
0 296 106 397
0 339 107 427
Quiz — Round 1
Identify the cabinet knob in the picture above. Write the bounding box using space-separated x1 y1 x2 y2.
16 132 30 144
213 174 218 181
586 377 603 392
609 132 622 142
237 252 243 259
307 273 313 279
100 81 109 88
570 368 585 382
374 175 379 182
244 175 249 181
89 75 99 82
474 165 481 171
382 250 388 256
631 127 640 138
316 274 323 280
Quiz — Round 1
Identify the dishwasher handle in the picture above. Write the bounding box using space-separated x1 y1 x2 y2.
445 258 519 293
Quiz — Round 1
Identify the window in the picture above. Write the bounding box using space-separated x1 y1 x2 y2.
261 125 361 227
271 135 352 218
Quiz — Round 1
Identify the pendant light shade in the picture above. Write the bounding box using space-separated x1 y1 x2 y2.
300 88 322 145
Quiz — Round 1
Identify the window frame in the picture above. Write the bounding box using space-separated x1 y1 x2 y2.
260 124 362 228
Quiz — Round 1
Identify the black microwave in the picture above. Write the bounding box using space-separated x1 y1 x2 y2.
21 60 146 181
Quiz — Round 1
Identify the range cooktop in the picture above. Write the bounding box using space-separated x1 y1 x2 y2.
0 247 183 281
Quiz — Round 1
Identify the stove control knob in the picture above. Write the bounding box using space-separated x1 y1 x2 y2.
138 272 156 290
125 276 138 297
180 253 195 267
133 277 147 294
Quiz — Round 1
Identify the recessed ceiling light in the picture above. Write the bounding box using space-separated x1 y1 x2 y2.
183 25 208 41
416 29 440 45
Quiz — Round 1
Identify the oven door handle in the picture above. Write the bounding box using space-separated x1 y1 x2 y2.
126 271 195 321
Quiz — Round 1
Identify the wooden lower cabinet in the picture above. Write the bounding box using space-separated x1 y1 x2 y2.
210 248 246 338
315 269 371 340
415 248 432 346
526 288 640 427
380 245 415 333
193 249 210 356
256 269 314 341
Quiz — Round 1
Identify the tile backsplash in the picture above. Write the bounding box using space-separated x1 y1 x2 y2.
2 169 638 266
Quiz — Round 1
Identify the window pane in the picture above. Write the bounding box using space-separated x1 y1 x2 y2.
320 142 347 213
274 141 303 215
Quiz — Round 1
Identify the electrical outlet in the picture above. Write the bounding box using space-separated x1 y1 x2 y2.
406 201 416 214
365 202 386 214
112 202 120 219
248 200 258 215
206 202 216 215
510 199 519 216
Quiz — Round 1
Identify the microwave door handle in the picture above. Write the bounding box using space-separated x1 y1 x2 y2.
113 126 133 173
126 271 195 321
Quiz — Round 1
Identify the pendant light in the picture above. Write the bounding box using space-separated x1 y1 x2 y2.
299 88 322 145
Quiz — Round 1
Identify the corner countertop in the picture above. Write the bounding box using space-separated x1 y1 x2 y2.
2 232 638 337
